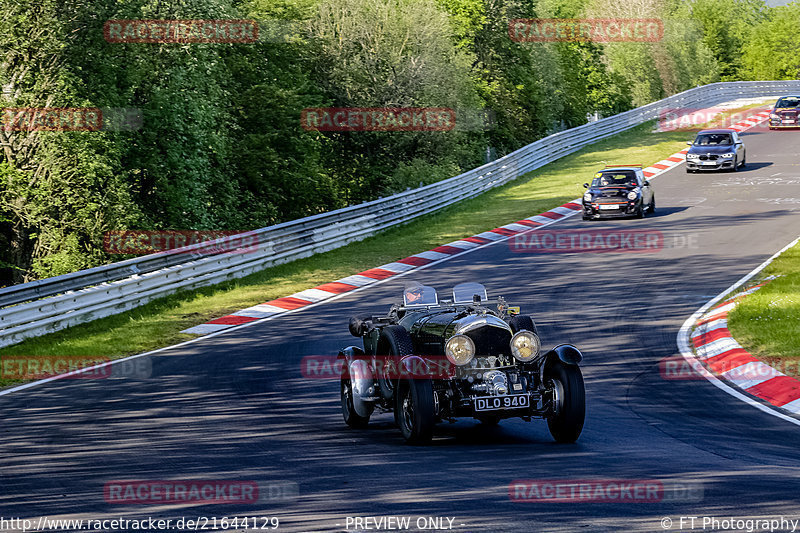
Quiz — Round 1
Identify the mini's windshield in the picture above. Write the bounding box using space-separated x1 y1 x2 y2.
403 284 438 306
775 97 800 108
591 171 637 187
453 282 488 303
693 133 732 146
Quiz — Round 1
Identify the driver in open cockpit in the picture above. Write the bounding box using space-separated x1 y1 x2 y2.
404 283 425 304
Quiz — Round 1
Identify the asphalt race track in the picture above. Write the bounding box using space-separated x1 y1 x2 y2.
2 126 800 532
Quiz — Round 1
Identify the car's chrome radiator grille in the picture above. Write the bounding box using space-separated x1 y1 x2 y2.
596 199 625 204
472 355 514 369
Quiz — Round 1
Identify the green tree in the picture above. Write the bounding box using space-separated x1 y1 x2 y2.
308 0 484 199
687 0 766 80
0 0 141 282
659 4 720 91
228 0 338 222
741 2 800 80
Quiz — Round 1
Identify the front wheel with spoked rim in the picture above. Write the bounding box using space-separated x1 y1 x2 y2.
396 378 435 444
545 361 585 443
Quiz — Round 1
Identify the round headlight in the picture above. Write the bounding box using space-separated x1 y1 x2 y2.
686 153 699 159
627 190 638 200
583 192 593 202
720 152 734 158
445 334 476 366
770 113 779 119
510 330 541 362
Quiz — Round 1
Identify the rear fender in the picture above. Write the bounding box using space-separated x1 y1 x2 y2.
337 346 366 379
338 346 374 418
337 346 365 362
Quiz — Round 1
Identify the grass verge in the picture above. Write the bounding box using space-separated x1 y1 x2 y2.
0 102 771 388
727 239 800 363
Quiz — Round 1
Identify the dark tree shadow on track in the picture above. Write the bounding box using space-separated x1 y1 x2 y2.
738 161 774 171
3 206 800 531
639 206 690 218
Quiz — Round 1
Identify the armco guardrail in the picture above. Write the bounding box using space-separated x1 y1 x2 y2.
2 80 799 348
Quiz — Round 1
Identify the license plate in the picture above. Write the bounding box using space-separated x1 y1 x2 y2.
599 204 619 210
474 395 530 412
702 161 717 165
782 119 795 124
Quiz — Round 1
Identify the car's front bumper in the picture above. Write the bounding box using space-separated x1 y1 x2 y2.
769 119 799 129
685 158 735 171
583 199 640 218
